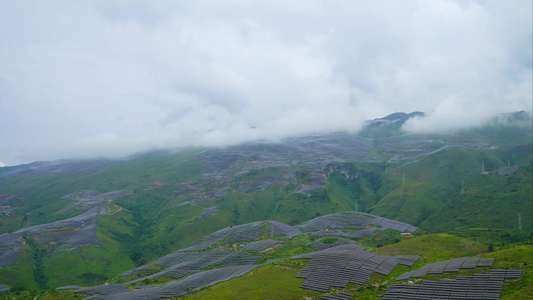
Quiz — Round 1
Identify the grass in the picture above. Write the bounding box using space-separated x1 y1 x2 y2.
0 243 37 289
376 233 488 261
178 259 321 300
490 245 533 300
421 165 533 235
261 235 315 259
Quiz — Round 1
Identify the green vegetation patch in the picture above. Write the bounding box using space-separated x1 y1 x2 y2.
376 233 487 261
178 260 321 300
488 245 533 300
421 165 533 235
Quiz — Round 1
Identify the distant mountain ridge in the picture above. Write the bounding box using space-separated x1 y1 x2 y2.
366 111 424 124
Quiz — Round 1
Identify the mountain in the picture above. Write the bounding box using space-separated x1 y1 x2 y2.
421 164 533 235
0 111 530 298
358 111 424 138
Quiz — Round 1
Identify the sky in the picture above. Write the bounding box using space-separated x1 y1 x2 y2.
0 0 531 166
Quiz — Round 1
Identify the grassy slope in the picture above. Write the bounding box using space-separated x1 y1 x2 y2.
180 260 321 300
325 163 386 213
0 150 214 288
376 233 488 260
43 209 140 287
490 245 533 300
0 243 37 289
0 232 531 299
0 150 209 233
421 164 533 234
0 151 360 288
175 234 530 300
369 147 506 225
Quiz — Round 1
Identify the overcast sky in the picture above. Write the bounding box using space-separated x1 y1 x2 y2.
0 0 531 165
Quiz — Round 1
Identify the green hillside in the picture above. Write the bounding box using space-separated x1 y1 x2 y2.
2 227 530 300
369 147 506 225
421 164 533 235
0 112 530 298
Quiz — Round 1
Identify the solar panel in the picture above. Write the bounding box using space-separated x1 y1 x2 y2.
396 256 497 280
298 212 417 236
267 220 302 238
0 233 21 247
75 283 129 296
242 240 283 251
0 246 21 268
385 270 523 300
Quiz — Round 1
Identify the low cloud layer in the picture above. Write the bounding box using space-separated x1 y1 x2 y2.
0 0 531 165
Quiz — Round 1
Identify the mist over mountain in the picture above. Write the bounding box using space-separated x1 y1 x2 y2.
0 110 530 298
1 0 531 166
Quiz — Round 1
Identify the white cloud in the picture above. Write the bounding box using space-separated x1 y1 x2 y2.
0 0 531 165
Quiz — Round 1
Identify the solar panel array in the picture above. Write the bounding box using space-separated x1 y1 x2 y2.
154 247 259 271
223 253 261 266
267 220 303 238
225 221 264 243
298 213 371 232
293 244 420 293
0 246 21 268
19 220 102 249
56 285 80 290
363 213 418 233
311 228 378 238
82 265 260 300
178 227 234 251
63 221 102 248
76 283 129 296
178 220 301 253
0 198 119 268
242 240 284 251
298 212 418 237
292 243 367 260
396 257 495 280
393 255 421 266
488 269 522 279
320 292 354 300
0 233 20 247
190 206 218 222
178 221 265 251
118 265 154 277
155 252 202 267
10 206 107 249
127 266 192 284
314 237 356 251
384 269 522 300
